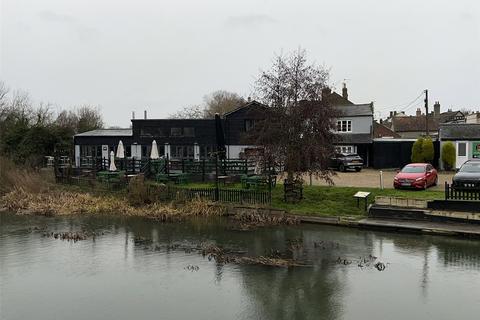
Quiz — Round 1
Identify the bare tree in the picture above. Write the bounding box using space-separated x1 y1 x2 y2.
169 105 205 119
203 90 245 117
253 49 337 183
76 105 104 133
169 90 245 119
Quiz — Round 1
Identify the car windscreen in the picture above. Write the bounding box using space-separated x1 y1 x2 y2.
401 166 425 173
459 163 480 173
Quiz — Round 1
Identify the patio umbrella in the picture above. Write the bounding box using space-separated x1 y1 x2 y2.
116 140 125 159
215 113 226 160
150 140 159 159
109 151 117 171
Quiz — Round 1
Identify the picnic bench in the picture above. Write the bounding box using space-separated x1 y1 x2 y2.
155 173 190 184
241 175 277 190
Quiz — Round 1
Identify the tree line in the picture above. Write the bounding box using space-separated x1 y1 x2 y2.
2 48 340 187
0 82 103 166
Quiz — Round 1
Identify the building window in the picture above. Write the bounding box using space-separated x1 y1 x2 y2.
125 145 132 157
335 145 355 154
200 145 216 158
170 127 182 137
170 146 195 159
336 120 352 132
141 145 151 159
245 119 255 132
458 143 467 157
183 127 195 137
140 127 165 137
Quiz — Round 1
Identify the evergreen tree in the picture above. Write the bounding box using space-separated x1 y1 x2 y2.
411 137 424 163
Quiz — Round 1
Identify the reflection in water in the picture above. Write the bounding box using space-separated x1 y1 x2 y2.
1 213 480 320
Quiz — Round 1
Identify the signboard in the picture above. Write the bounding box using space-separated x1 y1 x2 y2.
354 191 371 198
473 142 480 159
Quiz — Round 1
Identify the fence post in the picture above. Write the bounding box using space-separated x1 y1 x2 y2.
268 174 272 203
445 181 448 200
182 159 185 173
214 155 219 201
166 154 170 175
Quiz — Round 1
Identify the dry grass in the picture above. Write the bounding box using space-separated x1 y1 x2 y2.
0 157 48 194
0 187 225 220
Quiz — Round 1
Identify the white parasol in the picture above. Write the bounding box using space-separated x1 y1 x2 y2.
150 140 159 159
116 140 125 159
109 151 117 171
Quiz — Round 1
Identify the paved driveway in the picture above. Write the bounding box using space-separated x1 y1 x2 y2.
302 169 454 191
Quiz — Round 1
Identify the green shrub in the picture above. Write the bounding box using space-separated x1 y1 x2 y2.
422 137 434 163
441 142 456 170
411 137 425 163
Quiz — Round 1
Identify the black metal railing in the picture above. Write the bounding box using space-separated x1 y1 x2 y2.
161 185 271 205
445 182 480 201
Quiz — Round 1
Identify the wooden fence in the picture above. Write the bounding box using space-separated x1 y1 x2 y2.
445 182 480 201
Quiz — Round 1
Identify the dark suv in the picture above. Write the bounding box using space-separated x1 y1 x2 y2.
452 160 480 190
330 153 364 172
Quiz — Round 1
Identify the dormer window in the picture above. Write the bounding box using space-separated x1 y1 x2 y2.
336 120 352 132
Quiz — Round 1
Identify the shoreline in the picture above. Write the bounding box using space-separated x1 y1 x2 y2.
3 187 480 239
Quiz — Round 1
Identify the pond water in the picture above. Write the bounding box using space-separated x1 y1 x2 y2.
1 213 480 320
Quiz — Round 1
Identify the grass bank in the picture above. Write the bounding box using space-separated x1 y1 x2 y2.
271 185 443 216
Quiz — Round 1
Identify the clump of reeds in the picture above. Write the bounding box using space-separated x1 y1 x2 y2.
0 187 226 220
180 196 226 217
233 209 299 227
0 156 47 195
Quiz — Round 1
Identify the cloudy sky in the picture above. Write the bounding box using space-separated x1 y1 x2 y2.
1 0 479 127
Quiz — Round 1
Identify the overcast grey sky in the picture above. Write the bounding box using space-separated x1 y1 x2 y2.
1 0 479 127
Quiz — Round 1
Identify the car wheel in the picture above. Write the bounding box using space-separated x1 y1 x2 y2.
339 164 345 172
433 176 438 186
355 168 361 172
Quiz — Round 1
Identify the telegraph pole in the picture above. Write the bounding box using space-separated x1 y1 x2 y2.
424 89 429 136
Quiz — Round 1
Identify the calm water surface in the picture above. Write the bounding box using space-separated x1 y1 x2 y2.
1 213 480 320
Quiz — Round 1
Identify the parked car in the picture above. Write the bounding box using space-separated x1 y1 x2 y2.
452 160 480 190
393 163 438 189
329 153 364 172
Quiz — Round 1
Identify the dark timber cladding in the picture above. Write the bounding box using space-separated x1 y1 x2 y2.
132 119 216 145
223 101 266 145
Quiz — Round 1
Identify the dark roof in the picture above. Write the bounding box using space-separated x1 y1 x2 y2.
326 91 354 106
336 133 372 144
373 121 401 138
223 100 266 117
392 115 439 132
439 123 480 140
436 110 465 124
334 104 373 117
75 129 132 137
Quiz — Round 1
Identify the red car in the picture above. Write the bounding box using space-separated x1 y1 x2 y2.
393 163 438 190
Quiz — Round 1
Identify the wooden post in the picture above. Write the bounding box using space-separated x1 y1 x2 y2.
445 181 448 200
202 159 205 182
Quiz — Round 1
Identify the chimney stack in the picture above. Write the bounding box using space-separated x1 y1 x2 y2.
434 101 440 116
342 82 348 100
132 111 135 120
144 110 147 119
416 108 421 116
390 111 394 118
